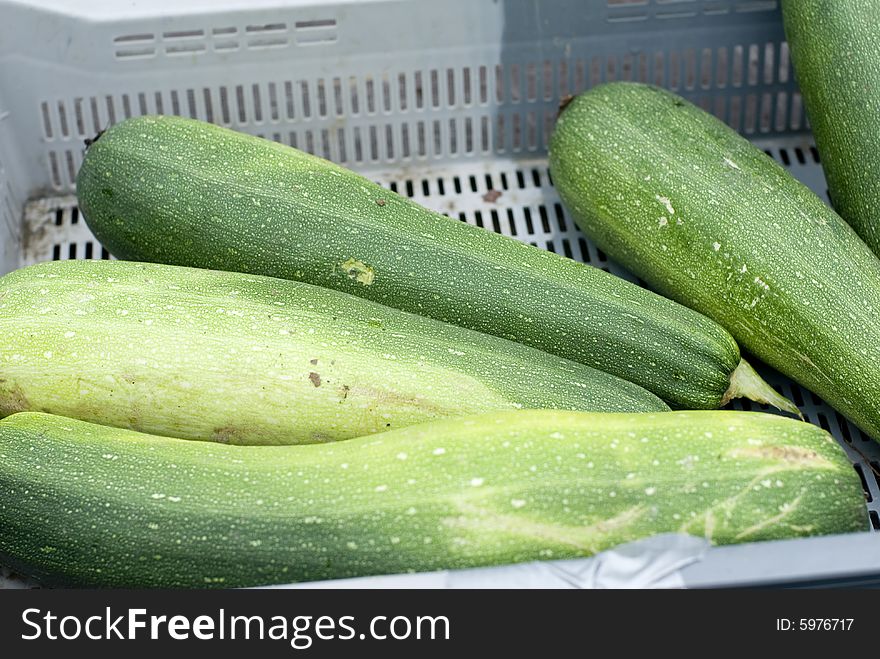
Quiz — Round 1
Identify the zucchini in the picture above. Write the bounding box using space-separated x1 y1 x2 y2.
0 259 667 444
782 0 880 255
75 114 794 413
0 410 864 588
549 82 880 441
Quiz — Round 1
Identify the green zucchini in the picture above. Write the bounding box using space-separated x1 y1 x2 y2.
0 259 667 444
75 114 794 413
782 0 880 255
549 82 880 441
0 410 864 587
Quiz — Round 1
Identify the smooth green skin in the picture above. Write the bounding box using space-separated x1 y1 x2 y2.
0 260 667 445
0 410 865 588
76 115 746 410
549 82 880 442
782 0 880 256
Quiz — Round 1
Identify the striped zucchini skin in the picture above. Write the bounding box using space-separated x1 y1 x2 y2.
549 82 880 441
0 410 864 588
782 0 880 255
77 115 770 410
0 259 667 445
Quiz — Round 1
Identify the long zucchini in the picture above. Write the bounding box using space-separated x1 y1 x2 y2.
75 114 794 413
0 259 666 444
782 0 880 255
0 410 864 587
549 82 880 441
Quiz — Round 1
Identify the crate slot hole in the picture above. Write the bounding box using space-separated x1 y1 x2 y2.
64 151 77 187
561 238 574 259
523 207 534 234
775 91 789 132
252 84 263 122
400 124 411 159
870 510 880 531
365 78 376 114
40 102 53 139
296 32 337 45
247 37 287 49
433 121 442 156
447 119 457 155
232 85 245 123
56 102 69 137
397 74 407 112
212 27 237 36
385 125 394 160
166 44 206 55
462 67 472 105
247 23 286 33
382 77 392 113
116 47 156 60
511 114 521 151
114 33 154 44
505 208 517 236
163 29 204 40
121 94 132 119
489 209 501 233
152 92 164 116
430 70 441 108
835 413 853 444
510 64 521 103
854 464 873 503
295 19 336 30
553 203 567 231
369 125 379 161
413 71 424 109
538 205 551 233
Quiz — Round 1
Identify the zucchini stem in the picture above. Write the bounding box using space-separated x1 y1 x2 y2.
722 359 802 419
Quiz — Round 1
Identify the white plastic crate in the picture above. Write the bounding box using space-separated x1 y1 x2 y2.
1 0 878 588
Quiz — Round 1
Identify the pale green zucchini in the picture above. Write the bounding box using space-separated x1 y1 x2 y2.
0 410 865 588
74 114 795 412
549 82 880 442
0 259 667 445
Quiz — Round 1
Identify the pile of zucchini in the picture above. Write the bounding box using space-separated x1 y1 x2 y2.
0 5 876 586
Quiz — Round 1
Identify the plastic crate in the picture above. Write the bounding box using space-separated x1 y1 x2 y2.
0 0 878 588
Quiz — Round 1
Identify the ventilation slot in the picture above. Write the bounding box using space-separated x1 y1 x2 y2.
213 26 239 51
294 18 337 45
246 22 288 49
113 32 156 59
